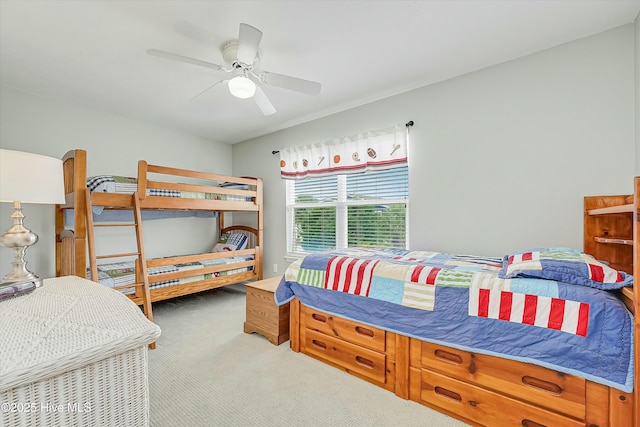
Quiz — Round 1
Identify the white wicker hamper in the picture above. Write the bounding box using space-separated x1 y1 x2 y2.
0 276 161 427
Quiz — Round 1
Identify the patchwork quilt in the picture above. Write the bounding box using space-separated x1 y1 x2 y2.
275 248 634 392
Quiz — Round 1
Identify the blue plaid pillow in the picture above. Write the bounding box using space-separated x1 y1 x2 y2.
212 232 248 252
225 233 248 250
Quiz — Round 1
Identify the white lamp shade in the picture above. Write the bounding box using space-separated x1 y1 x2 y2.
0 149 65 204
228 75 256 99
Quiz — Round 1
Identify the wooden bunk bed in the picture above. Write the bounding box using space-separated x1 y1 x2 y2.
279 177 639 427
55 149 263 321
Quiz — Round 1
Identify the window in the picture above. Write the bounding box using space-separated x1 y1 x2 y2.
280 123 410 256
286 166 409 256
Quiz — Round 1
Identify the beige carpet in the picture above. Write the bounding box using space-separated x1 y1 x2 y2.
147 287 470 427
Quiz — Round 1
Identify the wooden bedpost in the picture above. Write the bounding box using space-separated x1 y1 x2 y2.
634 176 639 426
137 160 147 200
217 211 225 235
256 177 264 280
56 149 88 278
55 203 65 277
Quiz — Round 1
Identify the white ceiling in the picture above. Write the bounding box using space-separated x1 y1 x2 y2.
1 1 639 144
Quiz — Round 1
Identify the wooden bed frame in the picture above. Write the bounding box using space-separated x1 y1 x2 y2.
55 149 264 320
288 177 639 426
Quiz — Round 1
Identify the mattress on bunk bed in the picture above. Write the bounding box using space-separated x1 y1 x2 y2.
275 247 634 393
87 175 251 201
90 255 255 293
63 175 252 224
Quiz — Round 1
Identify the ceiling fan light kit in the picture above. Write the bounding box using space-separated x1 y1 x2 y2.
228 74 256 99
148 23 321 115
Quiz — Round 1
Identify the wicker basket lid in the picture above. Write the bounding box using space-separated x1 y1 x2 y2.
0 276 161 391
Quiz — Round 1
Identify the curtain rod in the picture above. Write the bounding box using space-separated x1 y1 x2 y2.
272 121 414 155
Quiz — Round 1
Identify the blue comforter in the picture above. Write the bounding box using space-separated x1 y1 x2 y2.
275 248 633 392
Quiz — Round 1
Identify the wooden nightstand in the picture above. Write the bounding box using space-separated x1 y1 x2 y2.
244 276 290 345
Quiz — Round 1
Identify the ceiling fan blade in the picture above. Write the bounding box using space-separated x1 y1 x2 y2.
253 86 276 116
236 23 262 66
260 71 321 96
147 49 223 71
189 79 227 101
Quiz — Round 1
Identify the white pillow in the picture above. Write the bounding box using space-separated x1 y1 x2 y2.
212 232 248 253
212 242 238 252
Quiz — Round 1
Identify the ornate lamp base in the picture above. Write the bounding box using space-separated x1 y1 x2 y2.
0 201 41 297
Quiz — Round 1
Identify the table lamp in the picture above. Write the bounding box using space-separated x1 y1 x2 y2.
0 149 65 298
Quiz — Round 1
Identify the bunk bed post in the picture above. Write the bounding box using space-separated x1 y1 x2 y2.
57 149 87 278
634 176 639 426
137 160 147 200
55 204 64 276
218 211 225 235
73 150 87 278
256 177 264 280
56 152 70 276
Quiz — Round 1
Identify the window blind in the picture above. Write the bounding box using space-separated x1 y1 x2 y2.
286 167 408 255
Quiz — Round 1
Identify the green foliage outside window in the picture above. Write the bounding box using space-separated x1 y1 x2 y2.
293 196 336 252
293 198 406 252
348 203 406 248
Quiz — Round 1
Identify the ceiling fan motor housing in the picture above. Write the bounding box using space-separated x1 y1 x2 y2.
222 40 259 69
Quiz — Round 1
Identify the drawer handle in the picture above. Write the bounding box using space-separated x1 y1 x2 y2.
521 419 546 427
521 376 562 395
434 349 463 365
434 386 462 402
355 356 375 370
355 326 374 338
311 339 327 351
311 313 327 323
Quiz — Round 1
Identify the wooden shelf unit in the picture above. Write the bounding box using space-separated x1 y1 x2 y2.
584 178 639 424
584 194 634 274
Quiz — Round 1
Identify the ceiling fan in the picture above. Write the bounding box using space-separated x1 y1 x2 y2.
147 23 321 116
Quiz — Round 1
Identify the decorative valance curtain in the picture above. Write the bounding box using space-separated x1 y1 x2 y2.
279 124 408 180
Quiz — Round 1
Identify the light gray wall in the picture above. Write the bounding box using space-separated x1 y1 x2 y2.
0 86 232 280
232 25 636 278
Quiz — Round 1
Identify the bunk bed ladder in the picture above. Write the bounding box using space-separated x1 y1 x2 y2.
85 189 154 324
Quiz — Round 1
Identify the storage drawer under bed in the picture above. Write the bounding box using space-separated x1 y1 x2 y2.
299 305 396 391
419 341 586 420
304 329 387 383
419 369 583 427
302 307 386 352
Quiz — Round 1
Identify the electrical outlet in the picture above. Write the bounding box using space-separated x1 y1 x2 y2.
273 263 278 273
